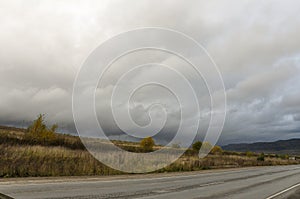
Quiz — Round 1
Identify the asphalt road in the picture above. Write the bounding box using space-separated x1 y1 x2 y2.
0 165 300 199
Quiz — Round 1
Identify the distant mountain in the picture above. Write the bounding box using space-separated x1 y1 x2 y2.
223 139 300 155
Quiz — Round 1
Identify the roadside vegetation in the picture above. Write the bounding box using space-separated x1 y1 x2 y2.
0 115 299 177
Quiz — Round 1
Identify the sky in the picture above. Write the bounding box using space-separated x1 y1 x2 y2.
0 0 300 145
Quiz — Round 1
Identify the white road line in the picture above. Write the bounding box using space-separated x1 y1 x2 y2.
266 183 300 199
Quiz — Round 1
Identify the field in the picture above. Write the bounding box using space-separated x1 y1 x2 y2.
0 126 299 177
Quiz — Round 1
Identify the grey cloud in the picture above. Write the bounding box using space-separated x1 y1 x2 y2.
294 115 300 122
0 0 300 145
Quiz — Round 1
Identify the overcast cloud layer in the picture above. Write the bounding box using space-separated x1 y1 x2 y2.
0 0 300 145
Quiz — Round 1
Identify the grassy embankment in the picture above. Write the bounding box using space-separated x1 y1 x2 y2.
0 125 299 178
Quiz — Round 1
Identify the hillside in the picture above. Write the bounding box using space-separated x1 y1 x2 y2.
0 124 299 177
223 139 300 155
0 125 160 152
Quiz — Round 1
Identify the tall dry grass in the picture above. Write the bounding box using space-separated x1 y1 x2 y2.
1 144 298 177
0 144 122 177
0 127 299 177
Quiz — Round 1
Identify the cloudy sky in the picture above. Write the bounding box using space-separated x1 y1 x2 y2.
0 0 300 145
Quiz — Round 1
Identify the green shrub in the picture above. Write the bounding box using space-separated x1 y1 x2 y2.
192 141 202 151
257 153 265 161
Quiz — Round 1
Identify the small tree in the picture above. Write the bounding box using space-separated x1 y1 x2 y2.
26 114 57 143
27 114 46 138
211 146 223 155
140 137 155 152
192 141 202 151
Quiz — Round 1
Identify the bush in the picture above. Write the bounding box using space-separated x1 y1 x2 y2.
257 153 265 161
140 137 155 152
246 151 254 157
211 146 223 155
192 141 202 151
279 154 289 160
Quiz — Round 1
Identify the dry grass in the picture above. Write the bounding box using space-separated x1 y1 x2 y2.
160 154 299 172
0 127 299 177
0 144 123 177
0 143 298 177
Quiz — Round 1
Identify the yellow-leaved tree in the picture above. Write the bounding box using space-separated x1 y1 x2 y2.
211 146 223 155
26 114 57 143
140 137 155 152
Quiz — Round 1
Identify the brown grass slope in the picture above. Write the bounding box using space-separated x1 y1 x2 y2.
0 126 299 177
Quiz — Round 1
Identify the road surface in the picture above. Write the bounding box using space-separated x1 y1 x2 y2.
0 165 300 199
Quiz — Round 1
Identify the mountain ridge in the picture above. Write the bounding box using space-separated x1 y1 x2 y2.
223 138 300 155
